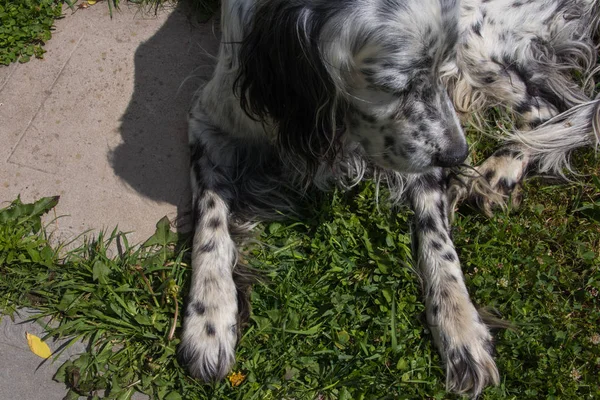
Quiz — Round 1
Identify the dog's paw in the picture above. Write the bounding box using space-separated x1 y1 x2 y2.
178 281 239 381
448 148 528 217
444 334 499 397
429 300 500 397
472 150 525 216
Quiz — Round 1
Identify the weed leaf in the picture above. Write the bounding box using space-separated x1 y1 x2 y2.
92 260 111 284
143 216 178 248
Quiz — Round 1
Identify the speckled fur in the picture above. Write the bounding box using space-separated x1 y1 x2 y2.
179 0 599 397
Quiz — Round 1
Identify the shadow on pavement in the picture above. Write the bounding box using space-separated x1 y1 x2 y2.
110 1 219 230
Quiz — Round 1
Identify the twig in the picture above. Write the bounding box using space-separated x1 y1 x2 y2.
168 292 178 341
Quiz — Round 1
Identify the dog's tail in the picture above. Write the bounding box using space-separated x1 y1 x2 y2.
501 98 600 177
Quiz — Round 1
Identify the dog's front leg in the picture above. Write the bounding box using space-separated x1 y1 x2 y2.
408 170 499 397
178 126 240 381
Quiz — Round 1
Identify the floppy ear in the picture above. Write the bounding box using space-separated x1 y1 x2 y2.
235 1 346 174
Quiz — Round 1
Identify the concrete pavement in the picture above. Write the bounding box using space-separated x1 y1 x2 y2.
0 2 218 398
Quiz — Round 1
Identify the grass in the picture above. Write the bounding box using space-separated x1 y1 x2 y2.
1 138 599 399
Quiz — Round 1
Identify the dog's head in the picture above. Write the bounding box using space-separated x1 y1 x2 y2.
236 0 467 175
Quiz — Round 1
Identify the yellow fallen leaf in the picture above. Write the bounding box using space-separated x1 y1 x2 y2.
87 0 97 4
228 371 246 387
26 332 52 359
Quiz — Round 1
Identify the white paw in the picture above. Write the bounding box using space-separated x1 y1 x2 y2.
178 276 239 381
444 336 499 396
432 316 499 397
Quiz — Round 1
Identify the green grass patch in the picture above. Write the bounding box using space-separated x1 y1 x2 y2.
0 0 63 64
1 152 599 399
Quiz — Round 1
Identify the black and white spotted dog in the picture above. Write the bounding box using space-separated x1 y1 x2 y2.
179 0 600 396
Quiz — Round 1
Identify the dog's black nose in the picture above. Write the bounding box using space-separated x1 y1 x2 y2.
434 141 469 167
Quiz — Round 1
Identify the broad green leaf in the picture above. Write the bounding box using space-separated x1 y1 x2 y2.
92 260 111 284
142 216 178 247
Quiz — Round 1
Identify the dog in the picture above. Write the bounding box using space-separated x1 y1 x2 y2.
178 0 600 396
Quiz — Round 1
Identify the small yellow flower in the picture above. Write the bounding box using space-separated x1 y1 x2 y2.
228 371 246 387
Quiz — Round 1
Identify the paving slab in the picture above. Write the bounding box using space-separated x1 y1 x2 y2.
0 309 88 400
0 309 149 400
0 0 219 244
0 1 219 398
0 63 18 92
